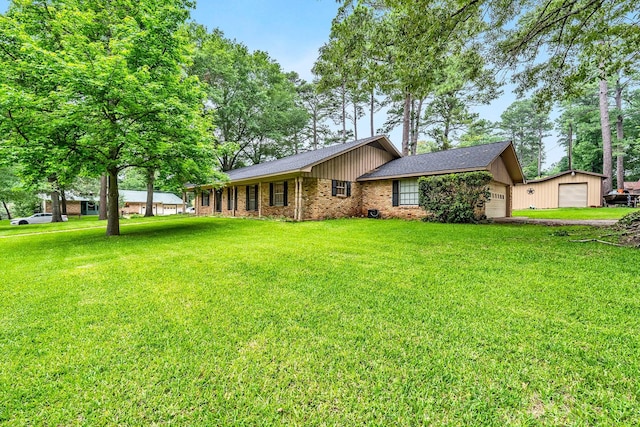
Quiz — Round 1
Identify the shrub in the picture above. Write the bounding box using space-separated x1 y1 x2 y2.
418 171 492 223
617 210 640 228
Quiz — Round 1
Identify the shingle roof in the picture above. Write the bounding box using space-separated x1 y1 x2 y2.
358 141 513 180
120 190 184 204
526 170 606 184
42 190 184 204
226 136 399 182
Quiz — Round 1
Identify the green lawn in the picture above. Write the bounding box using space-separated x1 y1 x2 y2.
1 216 639 425
513 207 637 220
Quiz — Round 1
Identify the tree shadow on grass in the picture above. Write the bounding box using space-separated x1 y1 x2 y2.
119 219 242 240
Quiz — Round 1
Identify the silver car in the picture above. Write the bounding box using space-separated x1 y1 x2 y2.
10 213 69 225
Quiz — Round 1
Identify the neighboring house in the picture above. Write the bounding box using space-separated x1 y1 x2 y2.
43 190 185 216
189 136 524 220
512 170 605 210
624 181 640 196
42 192 100 215
120 190 185 216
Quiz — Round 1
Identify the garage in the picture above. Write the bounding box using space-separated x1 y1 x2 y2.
486 183 507 218
512 170 605 209
558 183 588 207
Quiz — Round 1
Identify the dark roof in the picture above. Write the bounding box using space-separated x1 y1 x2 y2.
525 170 606 184
358 141 513 180
226 135 400 182
41 190 184 204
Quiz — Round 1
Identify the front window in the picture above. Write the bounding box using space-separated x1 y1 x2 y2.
399 179 419 205
201 191 210 207
331 179 350 197
247 185 258 211
273 182 285 206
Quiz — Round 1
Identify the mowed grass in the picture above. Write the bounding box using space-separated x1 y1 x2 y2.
513 207 637 220
1 217 639 425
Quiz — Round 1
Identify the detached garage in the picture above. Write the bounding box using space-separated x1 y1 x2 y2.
513 170 605 210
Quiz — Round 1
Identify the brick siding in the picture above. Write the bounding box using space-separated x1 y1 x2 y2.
360 180 426 220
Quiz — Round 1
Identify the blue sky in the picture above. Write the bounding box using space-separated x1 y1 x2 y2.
0 0 563 165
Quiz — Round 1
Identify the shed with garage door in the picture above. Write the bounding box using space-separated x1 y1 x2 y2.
512 170 605 210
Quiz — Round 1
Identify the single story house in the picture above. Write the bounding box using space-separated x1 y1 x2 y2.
512 170 605 210
120 190 185 216
43 190 185 216
190 136 524 220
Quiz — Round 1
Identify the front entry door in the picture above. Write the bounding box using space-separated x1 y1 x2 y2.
215 190 222 213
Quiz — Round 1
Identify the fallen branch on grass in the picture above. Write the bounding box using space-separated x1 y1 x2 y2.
570 239 625 247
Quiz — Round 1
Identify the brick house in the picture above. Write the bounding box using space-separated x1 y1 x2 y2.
190 136 524 220
43 190 185 216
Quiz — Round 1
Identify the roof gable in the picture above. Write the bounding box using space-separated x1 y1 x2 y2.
225 135 401 183
358 141 524 183
525 170 606 184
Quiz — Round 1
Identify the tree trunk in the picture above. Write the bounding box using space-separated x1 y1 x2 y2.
370 88 375 137
537 138 542 177
106 168 120 236
48 176 63 222
598 77 613 194
99 174 108 220
615 79 624 190
353 101 358 140
568 122 573 171
341 82 347 143
402 91 411 156
411 98 423 156
60 189 67 216
2 200 11 219
145 168 155 217
312 112 318 150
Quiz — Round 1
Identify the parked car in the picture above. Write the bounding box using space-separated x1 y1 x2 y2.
185 206 195 214
10 213 68 225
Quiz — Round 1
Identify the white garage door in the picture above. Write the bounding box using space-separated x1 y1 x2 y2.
558 183 587 207
163 205 177 215
486 183 507 218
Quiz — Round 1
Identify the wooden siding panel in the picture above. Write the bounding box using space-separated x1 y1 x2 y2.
310 145 395 181
489 157 514 186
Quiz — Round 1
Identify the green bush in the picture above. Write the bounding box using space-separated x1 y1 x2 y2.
617 210 640 227
418 171 492 223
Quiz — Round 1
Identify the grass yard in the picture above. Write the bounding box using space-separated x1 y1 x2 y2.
512 207 637 220
1 216 639 425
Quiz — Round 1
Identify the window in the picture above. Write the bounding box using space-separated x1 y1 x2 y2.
227 187 234 210
392 179 419 206
331 180 351 197
245 185 258 211
269 182 288 206
201 191 210 207
400 179 419 205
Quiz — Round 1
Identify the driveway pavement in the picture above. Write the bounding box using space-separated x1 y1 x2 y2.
493 217 617 227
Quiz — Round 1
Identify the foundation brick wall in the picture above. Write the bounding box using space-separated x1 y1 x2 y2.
360 180 427 220
302 178 362 220
259 180 296 218
195 190 214 216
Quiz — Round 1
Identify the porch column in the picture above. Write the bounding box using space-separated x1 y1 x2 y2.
295 177 303 221
258 183 262 218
